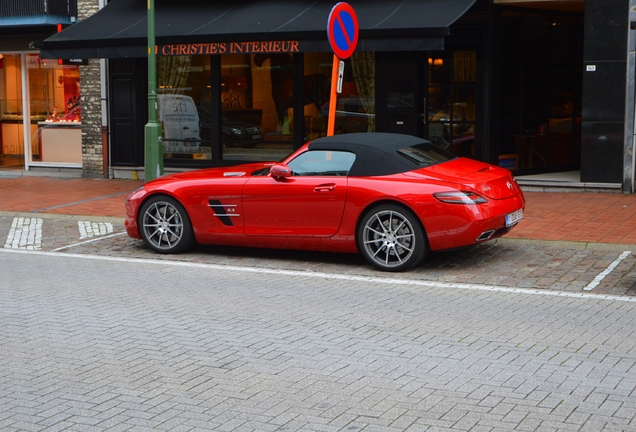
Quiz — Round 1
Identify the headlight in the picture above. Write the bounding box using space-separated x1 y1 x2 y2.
230 128 243 135
125 186 145 202
433 191 488 204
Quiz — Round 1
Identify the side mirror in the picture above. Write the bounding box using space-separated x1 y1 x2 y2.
270 164 292 179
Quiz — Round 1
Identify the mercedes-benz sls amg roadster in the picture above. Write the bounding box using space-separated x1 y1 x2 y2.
125 133 525 272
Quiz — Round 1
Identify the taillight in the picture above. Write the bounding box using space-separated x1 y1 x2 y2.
433 191 488 204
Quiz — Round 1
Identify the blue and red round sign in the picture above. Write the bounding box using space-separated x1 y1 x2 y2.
327 2 359 59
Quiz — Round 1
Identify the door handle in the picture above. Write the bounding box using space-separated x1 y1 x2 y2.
314 184 336 192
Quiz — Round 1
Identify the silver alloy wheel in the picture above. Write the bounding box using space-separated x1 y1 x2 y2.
141 200 185 251
362 209 416 269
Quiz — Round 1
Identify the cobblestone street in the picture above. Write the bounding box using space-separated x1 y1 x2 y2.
1 249 636 431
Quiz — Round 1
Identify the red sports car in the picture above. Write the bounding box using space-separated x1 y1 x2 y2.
125 133 525 271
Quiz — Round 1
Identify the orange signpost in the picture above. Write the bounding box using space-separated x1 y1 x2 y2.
327 58 340 136
326 2 358 136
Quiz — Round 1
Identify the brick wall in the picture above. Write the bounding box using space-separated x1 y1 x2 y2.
78 0 103 178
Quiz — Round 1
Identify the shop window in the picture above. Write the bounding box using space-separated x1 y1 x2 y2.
36 57 82 164
0 54 81 167
304 53 332 139
157 55 212 163
427 51 476 157
217 54 281 161
0 54 27 167
304 52 375 139
349 52 376 134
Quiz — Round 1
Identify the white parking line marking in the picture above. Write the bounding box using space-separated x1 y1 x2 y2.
78 221 114 239
3 217 43 250
51 232 126 252
2 248 635 303
584 251 632 291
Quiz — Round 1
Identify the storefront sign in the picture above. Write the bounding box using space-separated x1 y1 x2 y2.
159 40 300 56
163 144 211 154
61 59 89 65
26 54 61 69
26 54 43 68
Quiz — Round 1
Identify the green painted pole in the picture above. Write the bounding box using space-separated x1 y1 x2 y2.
145 0 163 181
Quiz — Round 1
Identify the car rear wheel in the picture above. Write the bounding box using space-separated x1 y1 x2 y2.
357 204 428 272
139 196 194 254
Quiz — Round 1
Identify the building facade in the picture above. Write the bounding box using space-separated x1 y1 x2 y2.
0 0 94 175
31 0 636 192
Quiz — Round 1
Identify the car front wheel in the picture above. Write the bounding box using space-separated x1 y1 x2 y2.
357 204 428 272
139 196 194 254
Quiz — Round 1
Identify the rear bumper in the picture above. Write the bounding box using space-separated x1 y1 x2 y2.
425 194 525 251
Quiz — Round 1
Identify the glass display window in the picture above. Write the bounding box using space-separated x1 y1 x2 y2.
427 51 476 158
152 51 377 166
30 55 82 164
157 55 212 163
304 52 376 140
0 54 27 167
220 53 293 162
0 53 82 167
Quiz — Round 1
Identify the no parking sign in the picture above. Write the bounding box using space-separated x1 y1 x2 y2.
327 2 359 60
326 3 358 136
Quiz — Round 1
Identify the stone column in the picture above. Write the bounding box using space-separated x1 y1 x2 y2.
77 0 104 178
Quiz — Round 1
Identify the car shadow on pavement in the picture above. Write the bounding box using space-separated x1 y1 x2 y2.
122 236 500 273
195 243 368 267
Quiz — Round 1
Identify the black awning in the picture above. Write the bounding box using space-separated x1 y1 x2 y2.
39 0 477 59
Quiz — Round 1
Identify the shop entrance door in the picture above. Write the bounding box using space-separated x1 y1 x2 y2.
378 51 477 159
377 52 424 138
425 51 477 158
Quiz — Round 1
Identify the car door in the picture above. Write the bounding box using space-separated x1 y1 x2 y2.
243 150 355 236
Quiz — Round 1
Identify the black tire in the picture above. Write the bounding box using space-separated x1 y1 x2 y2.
357 204 428 272
138 195 194 254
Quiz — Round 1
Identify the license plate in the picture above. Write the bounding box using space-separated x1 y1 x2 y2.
253 134 262 139
506 209 523 227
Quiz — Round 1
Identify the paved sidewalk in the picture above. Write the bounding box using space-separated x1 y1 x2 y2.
0 176 140 218
1 175 636 245
508 191 636 244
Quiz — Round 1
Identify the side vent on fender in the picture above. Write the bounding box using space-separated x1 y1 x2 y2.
208 200 238 227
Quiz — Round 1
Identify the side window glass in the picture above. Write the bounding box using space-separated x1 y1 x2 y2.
287 150 356 176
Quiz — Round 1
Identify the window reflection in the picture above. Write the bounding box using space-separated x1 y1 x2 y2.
304 52 376 139
155 51 379 165
220 53 293 161
427 51 476 158
158 55 211 161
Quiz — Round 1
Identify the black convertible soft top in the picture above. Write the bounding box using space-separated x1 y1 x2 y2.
307 133 436 177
